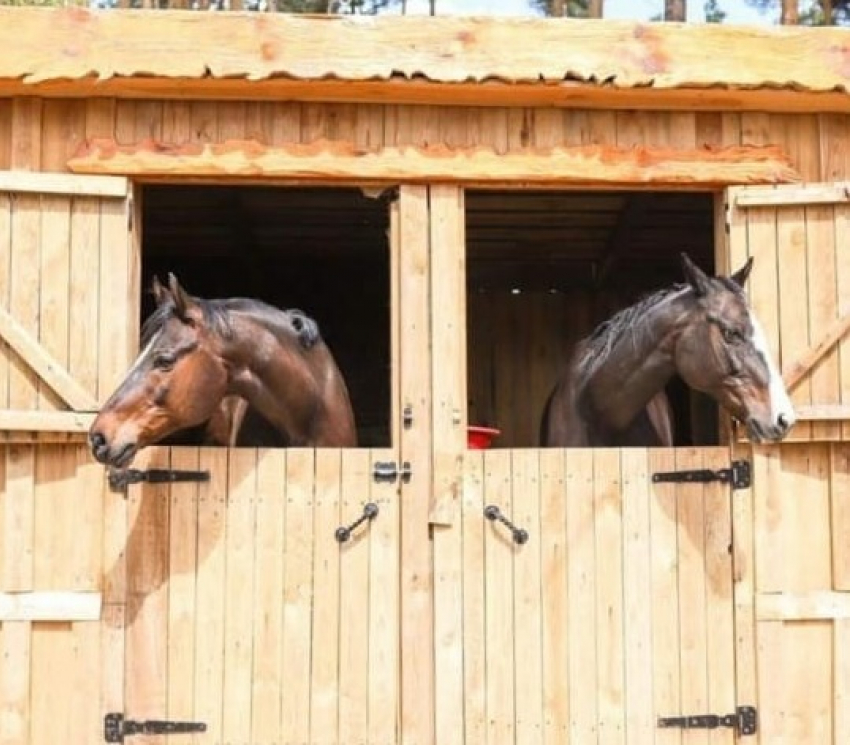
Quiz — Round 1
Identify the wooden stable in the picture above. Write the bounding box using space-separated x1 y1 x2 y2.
0 7 849 744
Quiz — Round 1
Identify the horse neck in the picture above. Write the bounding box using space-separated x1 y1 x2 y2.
218 310 331 444
582 289 694 432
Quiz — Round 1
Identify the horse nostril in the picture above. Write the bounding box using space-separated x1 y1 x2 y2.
777 414 789 431
90 431 106 450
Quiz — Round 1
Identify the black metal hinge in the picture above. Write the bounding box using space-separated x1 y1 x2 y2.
104 713 206 742
107 467 211 493
372 460 412 484
651 459 750 490
658 705 757 736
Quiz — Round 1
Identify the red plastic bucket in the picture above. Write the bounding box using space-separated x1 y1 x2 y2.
467 426 501 449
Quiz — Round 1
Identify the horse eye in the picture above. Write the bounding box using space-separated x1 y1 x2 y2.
722 328 740 344
153 353 176 370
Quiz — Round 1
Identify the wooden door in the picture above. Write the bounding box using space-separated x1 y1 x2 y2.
0 171 134 745
727 184 850 743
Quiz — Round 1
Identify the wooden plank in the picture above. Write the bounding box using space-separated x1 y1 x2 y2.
166 447 200 734
37 194 71 411
837 205 850 441
0 591 101 621
397 184 434 745
702 447 735 745
757 591 850 620
2 445 35 592
648 449 682 745
0 305 97 407
836 620 850 745
777 204 813 440
620 449 653 745
68 138 800 187
221 448 257 745
676 448 709 745
251 448 287 743
368 447 399 745
192 447 227 744
280 449 314 743
0 192 11 411
462 452 487 745
484 450 515 745
0 170 127 198
783 309 850 392
736 183 850 207
338 450 370 745
429 184 466 524
593 448 625 745
0 621 31 745
512 450 543 745
538 449 569 744
308 449 339 744
0 410 95 431
833 445 850 591
793 404 850 420
565 448 598 743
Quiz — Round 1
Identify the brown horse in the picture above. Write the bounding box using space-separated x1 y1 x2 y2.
540 253 796 447
89 274 357 469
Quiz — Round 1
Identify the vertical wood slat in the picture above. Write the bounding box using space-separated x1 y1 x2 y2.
512 450 543 745
483 451 514 745
338 450 369 743
308 449 339 744
539 449 568 744
833 445 850 591
221 448 257 744
397 185 434 745
593 448 625 745
251 448 287 743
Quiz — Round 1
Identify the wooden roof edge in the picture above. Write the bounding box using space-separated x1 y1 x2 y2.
2 8 850 109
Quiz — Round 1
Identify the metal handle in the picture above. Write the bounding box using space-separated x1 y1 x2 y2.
335 502 379 543
484 504 529 544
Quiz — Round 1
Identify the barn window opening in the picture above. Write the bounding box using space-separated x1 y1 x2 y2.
140 185 392 448
466 189 719 449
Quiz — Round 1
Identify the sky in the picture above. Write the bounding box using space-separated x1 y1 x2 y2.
386 0 779 25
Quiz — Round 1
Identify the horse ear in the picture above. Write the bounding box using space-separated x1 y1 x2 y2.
167 273 194 319
680 252 711 297
730 256 754 288
150 275 170 306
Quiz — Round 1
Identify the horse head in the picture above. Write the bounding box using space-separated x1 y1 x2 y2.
89 273 229 468
674 253 795 443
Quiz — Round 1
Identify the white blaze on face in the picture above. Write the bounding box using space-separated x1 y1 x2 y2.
748 311 796 429
125 330 161 382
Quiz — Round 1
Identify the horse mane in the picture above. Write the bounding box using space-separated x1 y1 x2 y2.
141 294 322 349
576 283 691 387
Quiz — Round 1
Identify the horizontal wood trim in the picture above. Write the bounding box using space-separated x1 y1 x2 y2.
68 138 800 187
0 306 98 411
4 9 850 113
757 591 850 621
0 410 96 432
783 309 850 392
793 404 850 421
0 591 101 621
735 183 850 208
0 170 128 198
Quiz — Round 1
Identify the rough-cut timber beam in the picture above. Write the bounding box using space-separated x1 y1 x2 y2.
2 8 850 112
68 138 800 187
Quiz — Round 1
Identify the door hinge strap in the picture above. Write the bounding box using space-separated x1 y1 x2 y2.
372 460 411 484
107 467 210 493
651 459 751 490
104 713 206 742
658 706 757 735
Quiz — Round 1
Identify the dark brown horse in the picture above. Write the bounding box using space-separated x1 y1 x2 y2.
89 274 357 468
540 253 795 447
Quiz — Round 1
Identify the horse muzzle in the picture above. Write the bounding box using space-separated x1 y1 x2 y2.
89 431 139 468
746 413 793 443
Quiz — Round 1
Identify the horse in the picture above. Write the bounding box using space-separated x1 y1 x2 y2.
89 273 357 469
540 253 796 447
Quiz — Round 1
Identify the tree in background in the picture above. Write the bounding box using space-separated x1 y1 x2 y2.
704 0 726 21
532 0 603 18
664 0 686 20
746 0 848 24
